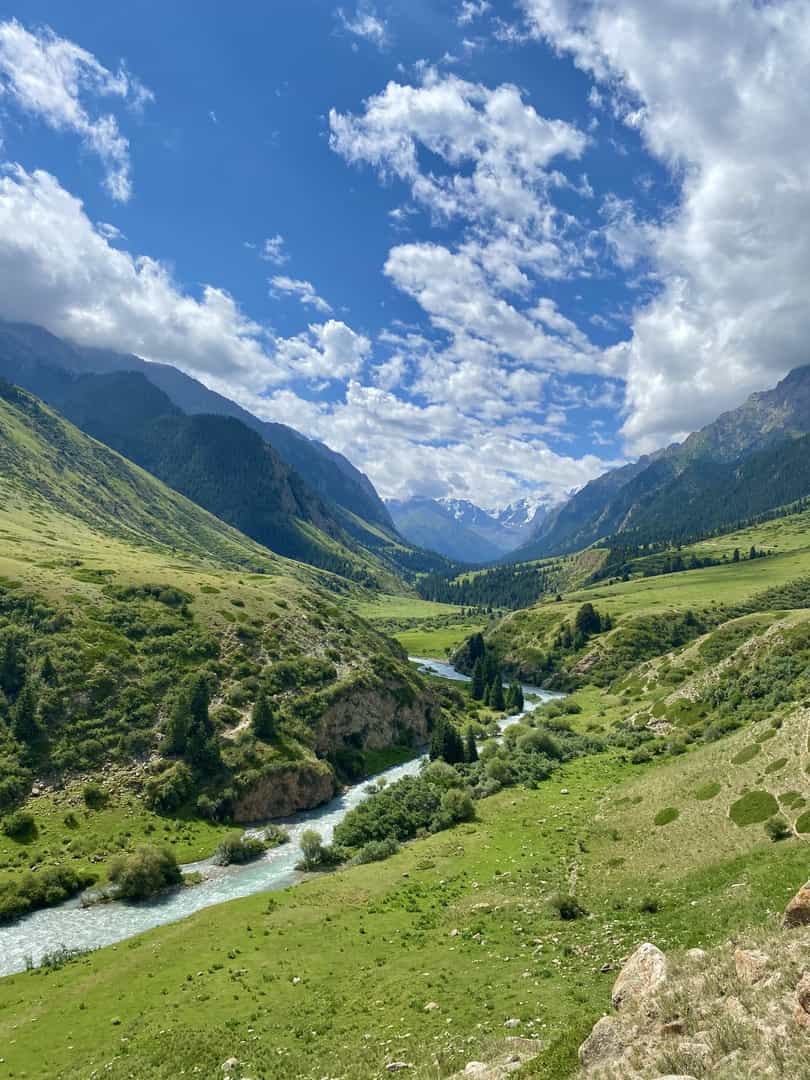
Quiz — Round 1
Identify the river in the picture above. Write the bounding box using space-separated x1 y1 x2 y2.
0 658 556 977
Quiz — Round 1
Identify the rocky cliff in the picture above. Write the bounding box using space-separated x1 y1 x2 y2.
232 761 336 823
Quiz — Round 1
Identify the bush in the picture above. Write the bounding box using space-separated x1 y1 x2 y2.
638 894 660 913
107 845 182 900
0 865 95 923
549 892 586 920
654 807 680 827
296 829 344 871
2 809 36 841
729 790 779 827
353 837 399 864
82 782 108 809
213 832 267 866
764 814 791 842
144 761 194 813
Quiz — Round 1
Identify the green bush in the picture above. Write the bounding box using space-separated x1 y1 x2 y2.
353 837 399 864
2 809 36 841
213 832 267 866
0 865 96 923
764 815 791 842
107 845 182 900
82 781 108 809
729 790 779 827
695 782 721 801
795 810 810 834
144 761 194 813
549 892 586 920
732 745 760 765
654 807 679 827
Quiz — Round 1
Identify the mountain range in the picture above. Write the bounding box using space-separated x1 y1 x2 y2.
515 364 810 558
0 319 452 585
388 496 544 563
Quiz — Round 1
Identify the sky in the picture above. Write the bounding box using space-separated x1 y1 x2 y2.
0 1 807 512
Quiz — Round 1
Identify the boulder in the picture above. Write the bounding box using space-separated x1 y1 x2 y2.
795 970 810 1028
221 1060 238 1074
611 943 668 1010
578 1015 633 1068
782 882 810 929
685 948 707 963
734 948 771 985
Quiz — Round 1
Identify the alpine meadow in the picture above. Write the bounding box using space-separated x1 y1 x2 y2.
4 3 810 1079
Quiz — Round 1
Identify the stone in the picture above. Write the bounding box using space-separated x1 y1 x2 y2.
658 1019 686 1036
734 948 771 985
783 882 810 928
221 1060 238 1074
795 970 810 1027
504 1018 521 1028
611 943 668 1010
385 1064 413 1072
578 1015 632 1067
685 948 707 963
424 1001 439 1012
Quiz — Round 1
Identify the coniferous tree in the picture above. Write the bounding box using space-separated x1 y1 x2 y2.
471 657 485 701
441 722 465 765
12 680 40 744
464 728 478 763
733 548 741 563
506 681 524 713
574 602 601 638
429 716 447 761
489 677 505 712
251 692 276 741
0 634 25 699
39 655 57 685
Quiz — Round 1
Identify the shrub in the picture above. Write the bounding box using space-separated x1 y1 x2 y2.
549 892 586 920
213 832 267 866
0 866 95 923
764 815 791 842
795 810 810 834
2 809 36 841
695 782 722 801
144 761 194 813
353 837 399 864
638 894 660 913
729 790 779 827
107 845 182 900
654 807 680 827
263 824 290 847
82 782 108 809
732 745 760 765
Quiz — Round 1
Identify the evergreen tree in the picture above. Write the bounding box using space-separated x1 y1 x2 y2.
733 547 741 563
470 657 485 701
251 692 275 741
185 676 217 770
39 655 57 685
429 716 446 761
464 728 478 763
506 681 524 713
489 677 505 712
574 602 601 638
441 722 465 765
12 680 40 744
0 634 25 699
468 633 485 663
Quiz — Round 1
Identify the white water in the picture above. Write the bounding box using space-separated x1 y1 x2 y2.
0 658 557 977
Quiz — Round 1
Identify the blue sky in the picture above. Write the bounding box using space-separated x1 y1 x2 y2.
0 1 807 509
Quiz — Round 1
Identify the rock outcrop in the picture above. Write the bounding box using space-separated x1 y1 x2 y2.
232 762 336 822
782 881 810 928
312 681 432 756
611 943 668 1010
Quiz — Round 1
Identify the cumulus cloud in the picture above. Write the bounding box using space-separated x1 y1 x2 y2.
335 4 389 49
522 0 810 452
260 234 288 265
274 320 370 380
0 18 151 201
457 1 491 25
270 275 333 314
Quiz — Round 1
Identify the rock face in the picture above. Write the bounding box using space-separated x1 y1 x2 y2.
578 1016 633 1068
782 882 810 928
312 681 432 756
612 943 668 1010
795 970 810 1027
232 762 336 822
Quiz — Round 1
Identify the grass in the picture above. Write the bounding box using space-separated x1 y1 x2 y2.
353 593 486 657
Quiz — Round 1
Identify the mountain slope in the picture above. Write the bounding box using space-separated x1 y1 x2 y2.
517 364 810 558
388 496 541 562
0 318 393 530
0 378 438 845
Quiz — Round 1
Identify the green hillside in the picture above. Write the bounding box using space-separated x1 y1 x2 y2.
0 383 439 915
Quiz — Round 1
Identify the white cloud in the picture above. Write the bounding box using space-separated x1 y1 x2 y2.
270 275 333 314
457 1 491 26
522 0 810 452
0 18 151 201
260 234 288 265
274 320 370 380
335 5 389 49
330 69 587 234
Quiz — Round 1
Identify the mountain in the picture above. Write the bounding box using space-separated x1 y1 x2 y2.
0 378 437 830
388 496 543 563
516 364 810 558
0 365 394 585
0 319 393 531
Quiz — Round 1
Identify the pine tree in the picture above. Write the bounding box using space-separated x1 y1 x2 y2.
733 547 741 563
0 634 25 699
468 632 485 663
489 677 505 712
12 680 40 744
251 692 275 741
464 728 478 763
185 676 216 769
429 716 446 761
506 681 524 713
39 656 57 685
441 722 465 765
574 602 601 638
470 657 485 701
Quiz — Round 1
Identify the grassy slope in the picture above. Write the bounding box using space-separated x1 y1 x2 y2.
354 593 487 657
6 558 810 1077
0 389 433 892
